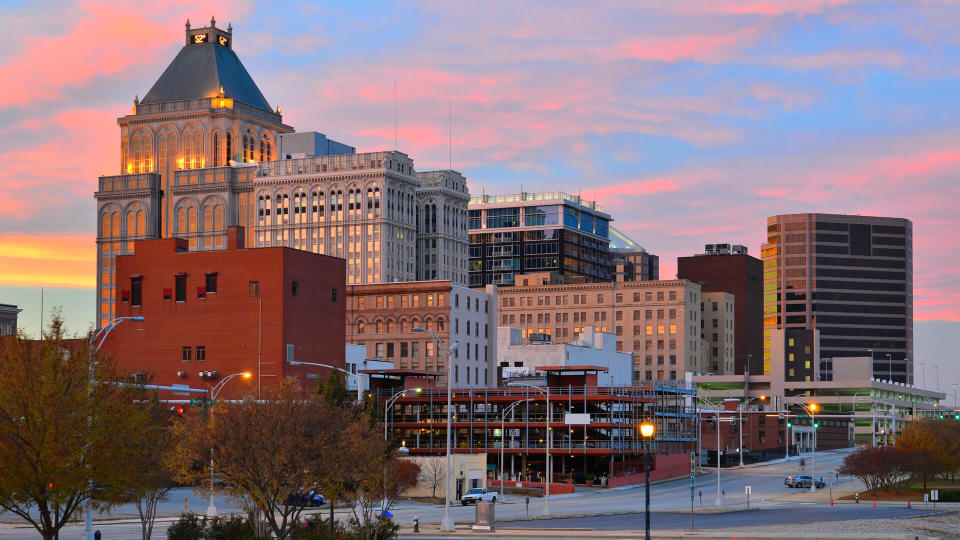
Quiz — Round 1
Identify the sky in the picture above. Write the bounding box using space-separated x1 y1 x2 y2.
1 1 958 396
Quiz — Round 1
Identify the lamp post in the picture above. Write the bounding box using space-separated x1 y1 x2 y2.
510 381 551 516
788 401 820 492
640 421 655 540
737 396 766 467
500 399 535 485
413 326 458 532
206 371 253 518
383 388 423 441
287 359 365 401
693 395 723 506
86 315 144 540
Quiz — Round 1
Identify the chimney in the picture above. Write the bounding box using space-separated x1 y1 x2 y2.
227 226 245 250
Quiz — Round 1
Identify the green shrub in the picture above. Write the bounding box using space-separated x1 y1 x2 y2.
215 514 271 540
167 513 207 540
934 488 960 502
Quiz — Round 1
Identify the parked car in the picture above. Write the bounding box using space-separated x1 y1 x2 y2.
286 490 326 507
461 488 498 505
784 475 824 488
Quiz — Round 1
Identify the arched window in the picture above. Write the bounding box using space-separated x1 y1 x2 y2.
137 210 146 236
225 131 233 163
312 191 324 222
265 137 273 161
212 132 222 167
131 136 141 173
121 139 129 173
437 317 445 331
187 207 197 233
142 134 153 172
127 211 136 237
192 129 203 168
111 213 120 239
177 207 187 233
259 137 266 162
357 321 365 334
203 205 214 247
101 213 111 238
375 319 384 333
214 204 223 230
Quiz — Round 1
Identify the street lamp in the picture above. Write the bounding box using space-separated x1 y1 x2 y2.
206 371 252 518
86 315 144 540
510 381 551 516
640 421 655 540
413 326 458 532
383 388 423 441
500 399 535 485
737 396 766 467
788 401 820 492
693 395 724 506
287 359 365 401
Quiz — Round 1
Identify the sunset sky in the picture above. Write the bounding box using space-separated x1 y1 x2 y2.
2 1 958 390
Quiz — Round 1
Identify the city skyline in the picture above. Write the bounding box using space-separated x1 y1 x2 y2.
2 2 958 342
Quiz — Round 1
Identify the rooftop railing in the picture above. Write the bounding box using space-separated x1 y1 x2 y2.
469 191 606 214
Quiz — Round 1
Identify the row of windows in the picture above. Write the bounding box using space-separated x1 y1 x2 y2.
814 268 906 280
123 127 274 173
123 274 338 306
353 292 447 309
181 345 206 362
505 290 679 307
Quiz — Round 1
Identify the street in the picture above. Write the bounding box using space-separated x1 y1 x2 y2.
0 449 881 539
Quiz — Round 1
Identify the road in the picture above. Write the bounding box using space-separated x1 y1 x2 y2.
0 449 860 538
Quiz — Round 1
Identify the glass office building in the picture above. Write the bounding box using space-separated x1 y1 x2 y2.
761 213 913 383
468 192 611 286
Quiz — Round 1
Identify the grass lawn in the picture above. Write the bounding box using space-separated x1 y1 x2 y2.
838 476 960 501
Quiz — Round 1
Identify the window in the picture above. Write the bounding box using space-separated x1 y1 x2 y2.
181 346 192 362
357 321 366 334
291 281 300 297
196 346 206 362
332 288 339 302
131 277 142 307
249 281 259 297
375 343 384 358
205 273 217 294
387 343 395 357
615 294 622 303
175 275 186 302
401 342 409 357
412 342 420 357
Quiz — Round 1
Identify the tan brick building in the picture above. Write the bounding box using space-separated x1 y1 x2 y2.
346 281 498 387
497 273 702 383
699 292 735 375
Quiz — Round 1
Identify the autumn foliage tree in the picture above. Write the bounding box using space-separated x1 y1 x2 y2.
838 445 911 495
173 385 364 540
0 317 161 540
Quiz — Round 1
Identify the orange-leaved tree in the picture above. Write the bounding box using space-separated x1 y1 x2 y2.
0 316 160 540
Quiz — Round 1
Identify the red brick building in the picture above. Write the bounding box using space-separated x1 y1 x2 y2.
105 227 345 399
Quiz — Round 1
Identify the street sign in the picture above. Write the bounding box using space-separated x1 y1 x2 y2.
745 486 752 495
745 485 751 508
205 399 215 406
931 489 939 501
189 398 202 406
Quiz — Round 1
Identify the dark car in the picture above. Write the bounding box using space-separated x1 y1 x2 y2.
286 490 325 507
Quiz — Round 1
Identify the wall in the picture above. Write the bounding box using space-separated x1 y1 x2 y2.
400 454 488 499
606 453 692 487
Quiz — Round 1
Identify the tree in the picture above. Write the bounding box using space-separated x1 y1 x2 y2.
898 419 948 492
317 370 349 407
172 385 354 540
417 457 446 499
838 445 910 495
0 317 160 540
123 398 178 540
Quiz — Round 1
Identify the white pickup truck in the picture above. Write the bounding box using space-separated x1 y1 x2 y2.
460 487 498 505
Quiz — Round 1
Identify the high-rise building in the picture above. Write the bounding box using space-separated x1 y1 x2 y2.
677 244 763 375
496 273 701 383
94 20 469 328
415 170 470 283
761 213 913 383
468 191 612 286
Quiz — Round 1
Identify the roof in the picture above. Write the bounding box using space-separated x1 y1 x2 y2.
141 42 271 111
534 365 610 373
609 226 645 252
358 368 441 378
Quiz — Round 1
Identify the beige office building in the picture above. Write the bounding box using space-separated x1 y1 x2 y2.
497 273 702 383
699 292 735 375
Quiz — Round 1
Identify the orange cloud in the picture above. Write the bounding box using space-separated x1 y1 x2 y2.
0 235 95 288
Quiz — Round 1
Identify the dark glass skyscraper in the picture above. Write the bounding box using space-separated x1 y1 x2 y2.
761 213 912 383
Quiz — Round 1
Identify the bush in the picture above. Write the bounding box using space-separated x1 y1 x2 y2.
935 488 960 502
290 513 344 540
217 514 272 540
167 513 207 540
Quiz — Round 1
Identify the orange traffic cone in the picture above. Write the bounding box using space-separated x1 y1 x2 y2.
830 498 834 507
873 499 876 507
907 500 911 508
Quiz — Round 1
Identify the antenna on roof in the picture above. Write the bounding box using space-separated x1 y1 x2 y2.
394 78 398 151
210 15 216 27
449 100 452 171
185 19 191 31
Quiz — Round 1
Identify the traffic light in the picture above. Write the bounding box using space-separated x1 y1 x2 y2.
786 421 792 428
954 414 959 421
813 421 820 429
939 414 945 420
